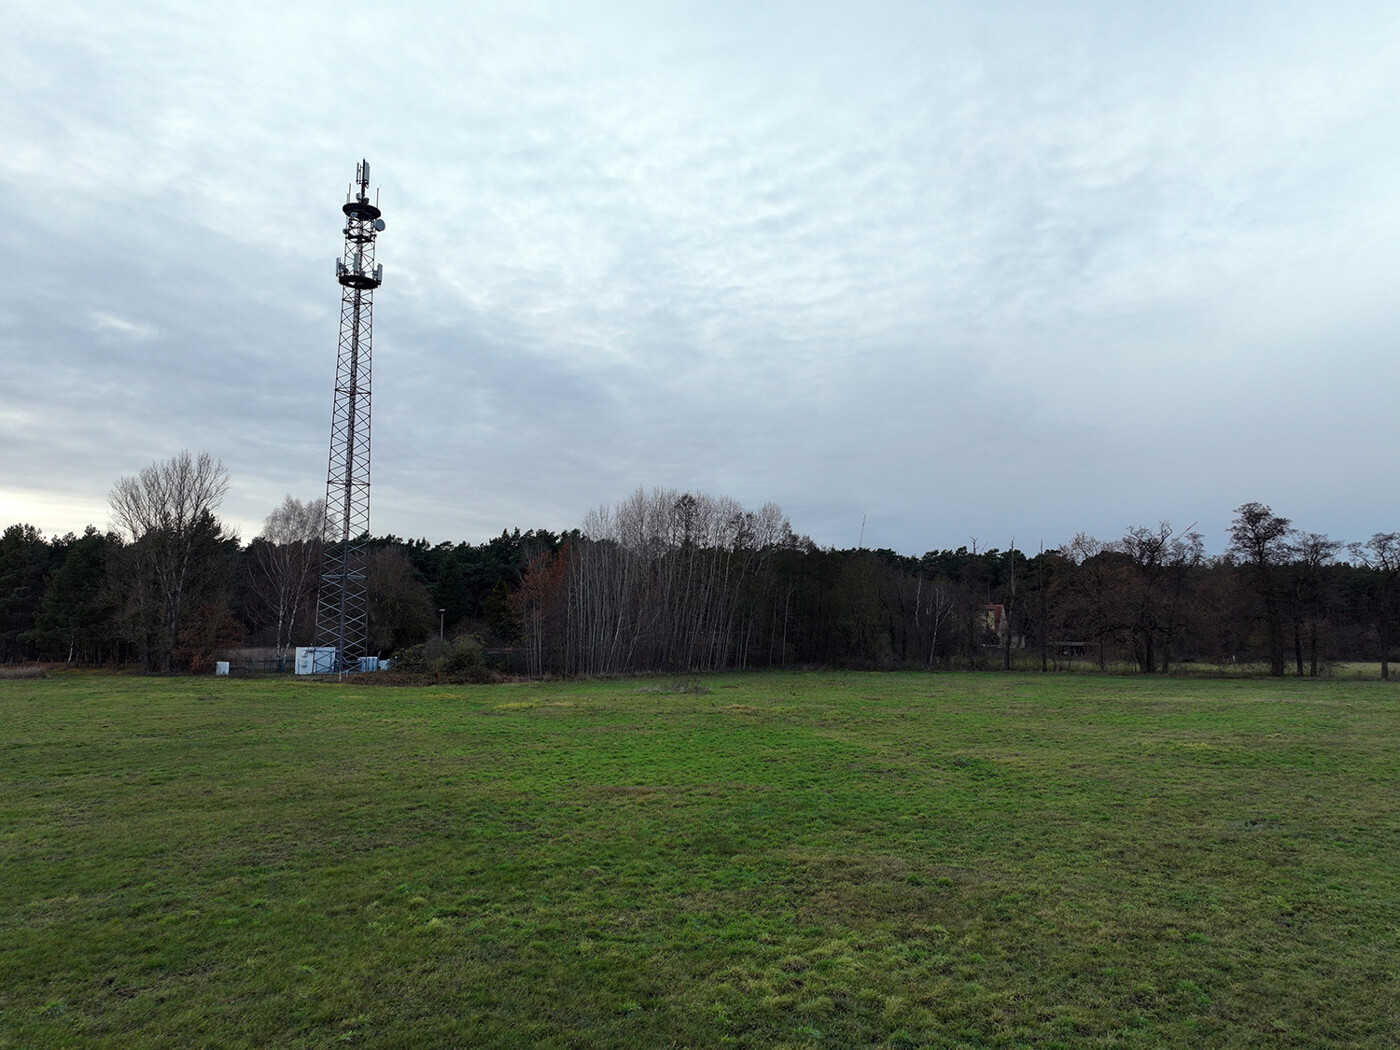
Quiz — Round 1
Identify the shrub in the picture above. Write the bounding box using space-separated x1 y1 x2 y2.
392 636 494 683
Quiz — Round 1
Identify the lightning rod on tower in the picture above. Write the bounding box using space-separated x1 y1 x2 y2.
315 159 385 674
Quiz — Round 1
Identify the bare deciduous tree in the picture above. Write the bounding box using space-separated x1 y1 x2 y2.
1228 502 1293 676
560 488 793 675
249 495 326 670
1059 534 1130 670
1350 532 1399 680
1120 522 1202 673
911 572 956 669
1287 532 1342 677
108 451 232 672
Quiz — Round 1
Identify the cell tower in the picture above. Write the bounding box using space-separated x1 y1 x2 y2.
315 160 385 673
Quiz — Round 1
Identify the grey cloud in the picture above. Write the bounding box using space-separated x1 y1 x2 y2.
4 2 1398 553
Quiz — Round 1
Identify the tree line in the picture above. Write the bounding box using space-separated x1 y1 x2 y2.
1 453 1396 678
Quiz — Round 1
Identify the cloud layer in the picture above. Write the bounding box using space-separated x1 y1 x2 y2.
4 1 1398 552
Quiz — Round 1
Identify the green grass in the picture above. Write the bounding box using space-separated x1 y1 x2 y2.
2 672 1397 1049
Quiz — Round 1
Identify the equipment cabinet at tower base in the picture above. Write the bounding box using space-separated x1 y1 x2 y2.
294 647 391 674
295 646 339 675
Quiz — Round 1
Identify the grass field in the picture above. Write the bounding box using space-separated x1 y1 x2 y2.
2 672 1397 1049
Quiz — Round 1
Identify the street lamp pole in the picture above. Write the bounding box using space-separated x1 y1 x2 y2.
438 608 446 640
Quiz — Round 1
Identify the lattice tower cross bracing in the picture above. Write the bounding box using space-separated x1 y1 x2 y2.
315 159 384 673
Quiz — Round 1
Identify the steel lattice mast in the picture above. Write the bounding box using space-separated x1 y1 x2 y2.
315 159 385 673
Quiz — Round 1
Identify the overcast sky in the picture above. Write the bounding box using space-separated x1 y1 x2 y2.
4 1 1397 555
